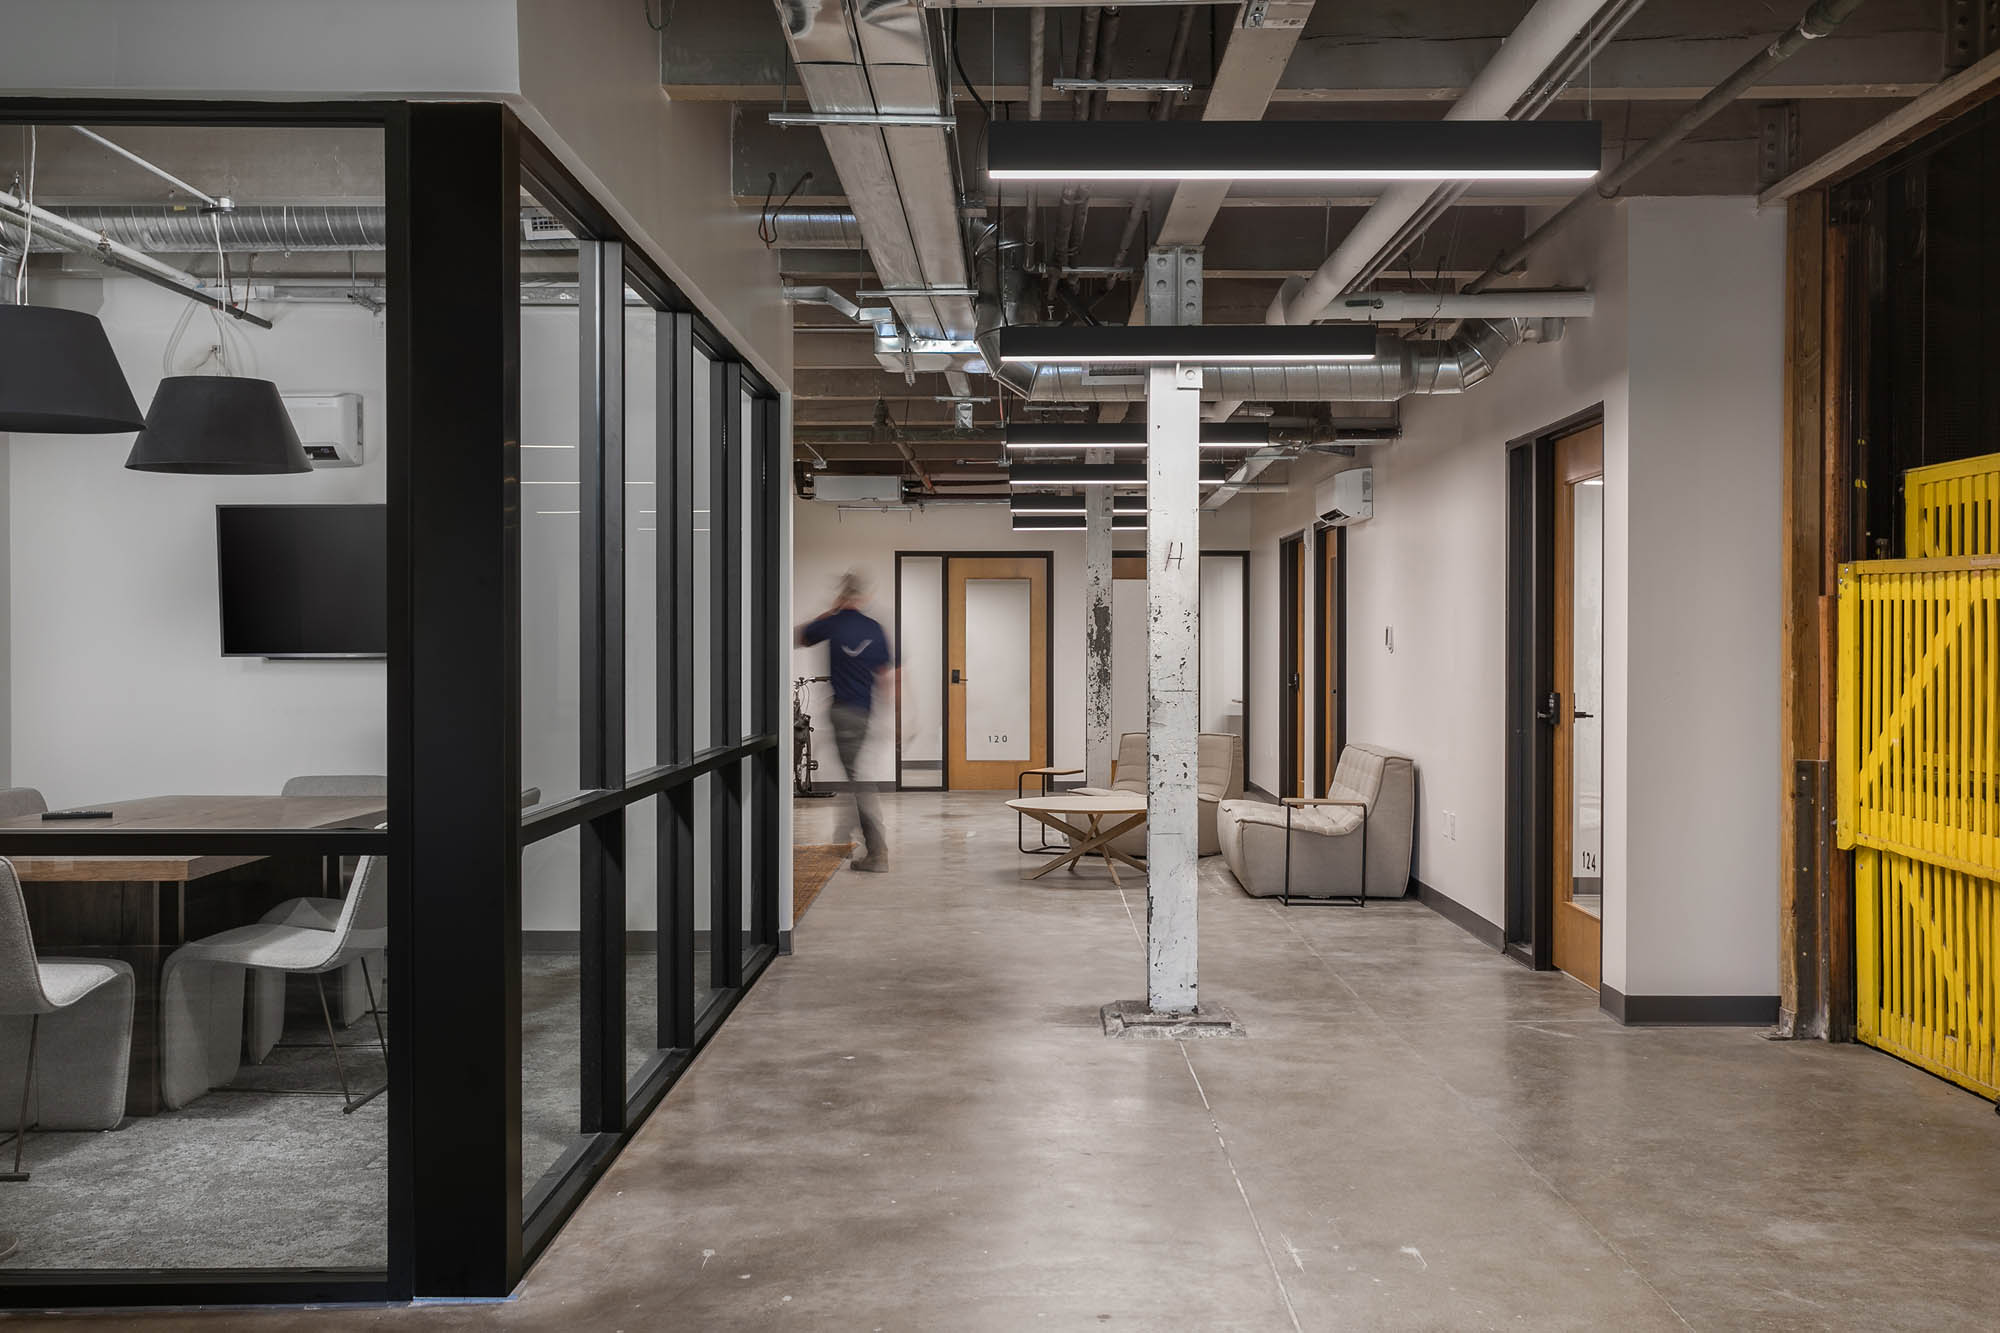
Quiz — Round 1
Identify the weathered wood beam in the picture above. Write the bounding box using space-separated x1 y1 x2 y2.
1760 48 2000 201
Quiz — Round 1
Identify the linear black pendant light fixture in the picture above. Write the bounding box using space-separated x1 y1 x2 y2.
0 305 146 433
1008 461 1231 487
996 324 1375 366
987 120 1601 183
125 375 313 474
1006 422 1271 452
1010 493 1150 514
1011 512 1148 532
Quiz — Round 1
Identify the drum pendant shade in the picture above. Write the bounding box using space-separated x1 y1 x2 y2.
126 375 313 474
0 305 146 433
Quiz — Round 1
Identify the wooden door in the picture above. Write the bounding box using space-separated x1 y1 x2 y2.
1552 424 1605 989
1279 534 1307 798
946 556 1049 789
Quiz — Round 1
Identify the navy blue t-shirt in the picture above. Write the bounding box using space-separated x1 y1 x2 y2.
802 608 893 711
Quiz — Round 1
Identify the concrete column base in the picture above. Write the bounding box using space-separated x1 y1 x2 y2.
1100 999 1247 1039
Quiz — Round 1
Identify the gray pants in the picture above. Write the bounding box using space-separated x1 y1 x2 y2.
828 702 886 860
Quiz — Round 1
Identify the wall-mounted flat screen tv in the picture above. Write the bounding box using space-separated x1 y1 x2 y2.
217 504 387 658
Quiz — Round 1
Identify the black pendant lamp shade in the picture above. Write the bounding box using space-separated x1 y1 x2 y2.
126 375 312 474
0 305 146 433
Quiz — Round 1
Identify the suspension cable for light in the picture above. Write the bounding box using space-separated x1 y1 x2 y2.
987 120 1601 183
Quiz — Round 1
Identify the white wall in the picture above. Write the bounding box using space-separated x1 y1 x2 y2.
1244 200 1630 930
9 278 389 807
1239 196 1785 1006
1620 196 1784 999
791 500 1252 784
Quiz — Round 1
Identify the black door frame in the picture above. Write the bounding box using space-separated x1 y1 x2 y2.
1311 524 1347 796
0 97 784 1310
891 550 1056 792
1503 404 1602 971
1278 531 1307 799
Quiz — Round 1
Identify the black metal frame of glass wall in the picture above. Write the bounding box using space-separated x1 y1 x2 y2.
0 99 784 1309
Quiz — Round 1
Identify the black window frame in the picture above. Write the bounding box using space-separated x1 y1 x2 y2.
0 97 784 1310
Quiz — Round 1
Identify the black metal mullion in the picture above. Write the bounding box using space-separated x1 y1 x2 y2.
400 102 522 1297
752 393 781 950
577 240 627 1135
711 362 746 991
663 313 699 1049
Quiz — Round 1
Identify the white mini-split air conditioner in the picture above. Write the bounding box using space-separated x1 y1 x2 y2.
811 475 904 504
282 391 364 468
1314 467 1372 525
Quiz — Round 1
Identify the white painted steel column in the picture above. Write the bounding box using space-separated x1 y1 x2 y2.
1145 362 1202 1013
1083 472 1116 787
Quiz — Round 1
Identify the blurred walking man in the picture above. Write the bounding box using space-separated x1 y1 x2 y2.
798 572 896 871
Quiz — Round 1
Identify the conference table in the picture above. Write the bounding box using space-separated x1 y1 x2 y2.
1005 793 1147 887
3 795 387 1116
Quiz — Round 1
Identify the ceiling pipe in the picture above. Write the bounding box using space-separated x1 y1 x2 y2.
1348 0 1649 294
1048 7 1106 293
765 208 867 249
1269 0 1614 328
1467 0 1871 293
1025 321 1560 404
1321 289 1593 321
1023 7 1047 272
1108 5 1198 274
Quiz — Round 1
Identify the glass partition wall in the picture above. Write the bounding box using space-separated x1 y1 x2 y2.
0 101 782 1310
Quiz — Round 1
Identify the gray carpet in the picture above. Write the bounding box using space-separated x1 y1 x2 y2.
2 950 728 1272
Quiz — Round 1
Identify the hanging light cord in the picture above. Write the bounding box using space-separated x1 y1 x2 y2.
13 127 35 306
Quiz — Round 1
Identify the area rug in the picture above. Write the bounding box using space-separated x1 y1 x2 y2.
793 842 853 924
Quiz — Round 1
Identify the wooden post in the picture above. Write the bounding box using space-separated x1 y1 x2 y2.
1779 188 1828 1039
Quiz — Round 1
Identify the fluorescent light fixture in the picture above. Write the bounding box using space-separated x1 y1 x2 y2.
1008 461 1230 486
996 324 1376 365
1010 493 1149 514
1005 422 1271 451
987 120 1601 183
1011 513 1148 531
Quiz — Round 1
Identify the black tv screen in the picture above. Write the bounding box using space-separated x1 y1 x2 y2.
217 504 387 658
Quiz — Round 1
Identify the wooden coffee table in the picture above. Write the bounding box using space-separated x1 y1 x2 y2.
1005 793 1147 886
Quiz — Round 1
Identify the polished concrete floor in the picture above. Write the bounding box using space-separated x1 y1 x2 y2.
10 790 2000 1329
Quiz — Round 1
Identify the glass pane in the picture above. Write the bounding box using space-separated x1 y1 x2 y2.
894 556 944 789
692 351 715 752
0 121 390 1272
520 199 583 811
963 578 1032 761
1200 555 1247 739
626 298 660 775
741 385 757 741
521 827 583 1199
1570 480 1604 919
741 759 757 967
626 796 662 1090
692 773 723 1017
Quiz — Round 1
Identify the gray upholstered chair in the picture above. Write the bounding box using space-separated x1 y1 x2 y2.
0 788 48 820
245 775 390 1061
1216 743 1417 902
1074 731 1245 858
0 859 134 1179
162 834 388 1112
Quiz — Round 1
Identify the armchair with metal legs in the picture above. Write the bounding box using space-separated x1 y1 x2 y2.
0 858 135 1182
1281 798 1368 908
160 833 389 1113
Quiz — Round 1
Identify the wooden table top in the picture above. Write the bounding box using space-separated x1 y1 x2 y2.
1007 793 1147 815
0 795 387 883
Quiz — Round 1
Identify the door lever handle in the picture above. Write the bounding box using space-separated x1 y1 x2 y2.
1573 708 1594 720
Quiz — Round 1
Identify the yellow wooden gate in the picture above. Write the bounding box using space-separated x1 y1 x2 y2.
1838 454 2000 1098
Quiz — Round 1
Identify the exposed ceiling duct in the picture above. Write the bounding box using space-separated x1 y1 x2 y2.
0 204 572 253
770 0 980 377
765 208 868 250
1021 322 1563 403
